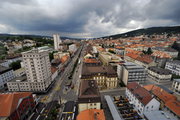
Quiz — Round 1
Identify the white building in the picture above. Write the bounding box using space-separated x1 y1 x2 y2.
0 57 22 67
117 62 147 85
148 66 172 84
7 48 52 92
165 60 180 76
126 82 160 115
69 44 77 53
172 79 180 94
53 34 62 50
0 66 15 89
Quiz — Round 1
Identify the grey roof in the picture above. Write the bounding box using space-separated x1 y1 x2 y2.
148 66 171 75
9 75 27 82
144 111 178 120
123 62 145 71
104 95 123 120
165 47 178 52
167 60 180 65
0 65 12 74
174 79 180 83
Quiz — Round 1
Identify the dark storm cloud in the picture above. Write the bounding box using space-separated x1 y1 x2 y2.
0 0 179 37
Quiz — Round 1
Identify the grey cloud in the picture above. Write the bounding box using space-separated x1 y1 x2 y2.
0 0 179 37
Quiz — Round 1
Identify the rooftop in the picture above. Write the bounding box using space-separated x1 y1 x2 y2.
78 80 101 103
165 100 180 117
77 109 106 120
0 65 12 74
167 60 180 65
144 111 178 120
127 82 153 105
144 85 176 103
148 66 171 75
0 92 32 117
81 64 117 76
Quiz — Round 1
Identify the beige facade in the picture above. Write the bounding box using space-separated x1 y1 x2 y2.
78 103 101 113
82 75 118 89
172 79 180 94
7 48 52 92
99 52 122 66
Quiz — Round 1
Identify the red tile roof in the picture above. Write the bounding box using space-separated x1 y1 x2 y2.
60 55 69 63
144 85 176 103
51 66 58 74
127 82 153 105
165 100 180 117
125 53 139 59
84 58 101 64
77 109 106 120
0 92 32 117
135 55 153 64
152 51 171 58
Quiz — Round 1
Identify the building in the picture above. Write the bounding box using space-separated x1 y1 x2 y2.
98 52 122 66
7 48 52 92
0 92 36 120
164 100 180 119
134 55 156 68
148 66 172 83
0 56 22 67
0 65 15 89
81 64 118 89
117 62 147 85
77 109 106 120
126 82 160 115
78 80 101 113
13 67 25 77
53 34 62 50
165 60 180 76
144 110 178 120
164 48 179 58
172 79 180 94
144 85 176 108
69 44 77 53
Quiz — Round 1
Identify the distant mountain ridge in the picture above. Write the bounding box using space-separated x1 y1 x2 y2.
103 26 180 39
0 33 80 41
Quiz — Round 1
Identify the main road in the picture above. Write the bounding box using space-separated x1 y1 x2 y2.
39 43 85 104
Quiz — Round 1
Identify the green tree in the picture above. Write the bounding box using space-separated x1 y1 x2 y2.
146 47 153 55
9 60 21 70
143 47 153 55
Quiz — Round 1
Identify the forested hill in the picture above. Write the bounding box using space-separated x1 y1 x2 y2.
104 26 180 39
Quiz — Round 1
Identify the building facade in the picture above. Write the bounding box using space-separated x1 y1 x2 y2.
7 48 52 92
126 82 160 115
117 62 147 85
165 60 180 76
0 65 15 89
78 80 101 113
81 64 118 89
53 34 62 50
148 66 172 83
0 92 36 120
172 79 180 94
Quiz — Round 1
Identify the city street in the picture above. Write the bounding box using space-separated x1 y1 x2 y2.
32 44 85 120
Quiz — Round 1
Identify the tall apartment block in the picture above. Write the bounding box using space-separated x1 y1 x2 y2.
7 48 52 92
53 34 62 50
117 62 147 85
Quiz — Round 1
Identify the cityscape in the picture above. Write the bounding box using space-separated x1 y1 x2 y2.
0 0 180 120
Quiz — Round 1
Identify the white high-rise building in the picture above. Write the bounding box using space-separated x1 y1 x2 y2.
53 34 62 50
7 48 52 92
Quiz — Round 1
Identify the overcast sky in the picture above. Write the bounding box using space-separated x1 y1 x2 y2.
0 0 179 38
